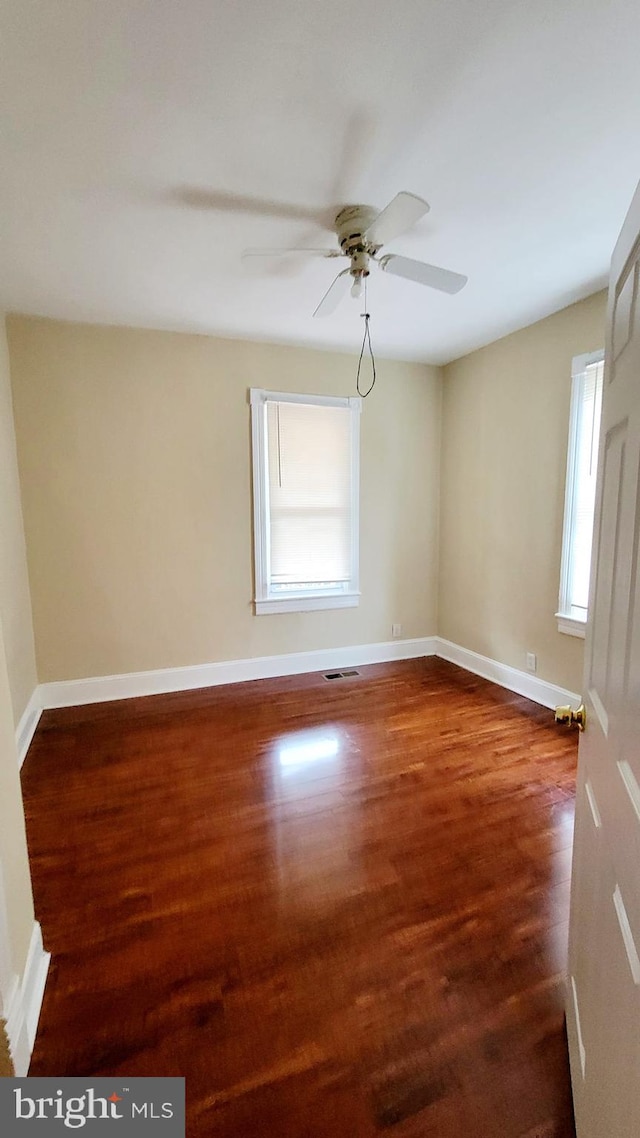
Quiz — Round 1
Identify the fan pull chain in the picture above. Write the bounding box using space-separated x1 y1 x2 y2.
356 278 376 398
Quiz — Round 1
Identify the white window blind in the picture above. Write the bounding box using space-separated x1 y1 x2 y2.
251 390 360 614
267 400 352 591
557 351 604 636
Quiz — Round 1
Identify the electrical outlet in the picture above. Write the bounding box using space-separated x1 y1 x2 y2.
526 652 537 673
392 623 402 639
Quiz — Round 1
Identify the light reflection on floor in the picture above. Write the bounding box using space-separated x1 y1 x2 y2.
277 732 341 772
269 726 363 910
555 800 575 848
544 798 575 973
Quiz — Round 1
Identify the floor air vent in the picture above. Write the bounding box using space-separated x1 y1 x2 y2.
323 669 360 680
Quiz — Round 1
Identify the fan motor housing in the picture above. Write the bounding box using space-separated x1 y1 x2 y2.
335 204 378 255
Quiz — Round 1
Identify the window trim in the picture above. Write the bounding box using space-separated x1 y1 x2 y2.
556 349 604 638
250 388 361 615
556 613 587 640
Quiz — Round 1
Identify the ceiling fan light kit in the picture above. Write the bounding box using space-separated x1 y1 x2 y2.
243 191 468 318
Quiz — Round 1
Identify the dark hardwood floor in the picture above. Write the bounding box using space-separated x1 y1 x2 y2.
21 658 578 1137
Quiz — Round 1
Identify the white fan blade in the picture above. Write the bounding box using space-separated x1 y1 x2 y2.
364 192 430 247
242 247 341 259
379 254 467 294
313 269 351 317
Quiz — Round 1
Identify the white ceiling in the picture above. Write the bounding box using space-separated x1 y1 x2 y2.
1 0 639 365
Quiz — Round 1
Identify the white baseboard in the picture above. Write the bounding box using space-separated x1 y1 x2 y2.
435 637 581 710
4 922 50 1076
39 637 438 709
24 635 580 728
15 688 43 770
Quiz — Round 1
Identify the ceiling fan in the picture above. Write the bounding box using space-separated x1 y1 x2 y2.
242 191 467 317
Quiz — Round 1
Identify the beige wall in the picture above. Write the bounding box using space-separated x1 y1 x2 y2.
0 316 37 1034
439 290 607 694
7 296 607 695
7 317 441 683
0 320 37 724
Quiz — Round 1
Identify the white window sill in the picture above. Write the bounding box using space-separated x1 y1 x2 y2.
556 613 587 639
255 592 360 615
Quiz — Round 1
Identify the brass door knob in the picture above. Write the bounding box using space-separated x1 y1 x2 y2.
554 703 586 731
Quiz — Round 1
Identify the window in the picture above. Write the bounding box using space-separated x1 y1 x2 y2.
557 350 604 637
250 389 361 614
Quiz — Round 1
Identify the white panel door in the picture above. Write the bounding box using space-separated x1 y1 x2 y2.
567 178 640 1137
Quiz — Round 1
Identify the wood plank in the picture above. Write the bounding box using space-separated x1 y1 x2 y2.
21 658 577 1136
